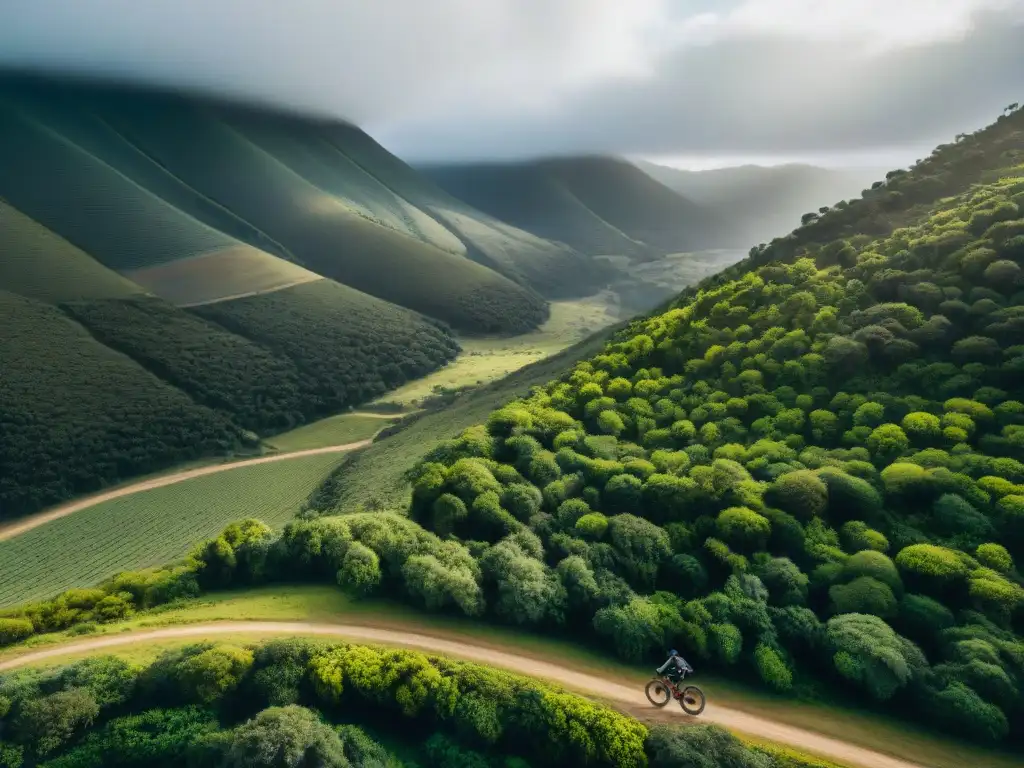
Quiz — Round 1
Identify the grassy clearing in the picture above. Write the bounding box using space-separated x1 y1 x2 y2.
5 585 1017 768
265 413 399 452
0 454 343 607
318 322 620 512
375 294 619 407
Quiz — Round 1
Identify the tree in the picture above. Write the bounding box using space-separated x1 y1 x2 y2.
867 424 910 459
715 507 771 550
841 550 903 593
221 706 349 767
840 520 889 552
765 470 827 521
645 724 767 768
754 643 793 691
830 577 897 618
172 645 254 704
753 556 808 606
826 614 925 700
14 688 99 756
608 514 672 588
336 542 382 597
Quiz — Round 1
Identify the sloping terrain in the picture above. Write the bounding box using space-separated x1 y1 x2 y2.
322 122 609 296
300 106 1024 747
0 200 144 302
423 156 726 256
637 161 883 246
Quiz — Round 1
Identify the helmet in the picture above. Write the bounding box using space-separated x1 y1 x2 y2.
668 649 679 656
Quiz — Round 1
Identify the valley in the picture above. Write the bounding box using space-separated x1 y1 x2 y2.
0 66 1022 768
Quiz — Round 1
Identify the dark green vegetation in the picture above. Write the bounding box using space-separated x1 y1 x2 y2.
306 105 1024 747
636 163 882 248
0 636 841 768
0 291 237 518
0 278 456 521
422 157 725 257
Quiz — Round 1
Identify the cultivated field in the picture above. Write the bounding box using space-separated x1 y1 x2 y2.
0 452 344 606
125 244 321 307
0 200 144 302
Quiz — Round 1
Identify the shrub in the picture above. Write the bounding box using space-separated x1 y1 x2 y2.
826 613 924 700
171 645 255 704
220 705 348 768
896 593 954 644
754 643 793 691
975 543 1013 573
895 544 968 588
902 412 941 443
0 617 34 646
867 424 910 459
840 521 889 552
575 513 609 540
715 507 772 550
841 550 903 593
817 469 882 521
336 542 381 597
830 577 897 618
765 470 828 522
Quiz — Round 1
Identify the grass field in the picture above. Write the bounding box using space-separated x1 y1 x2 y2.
321 322 621 512
0 200 144 302
126 245 321 307
5 585 1018 768
264 412 399 452
0 453 344 607
375 294 619 407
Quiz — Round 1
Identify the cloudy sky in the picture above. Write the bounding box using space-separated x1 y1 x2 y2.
0 0 1022 168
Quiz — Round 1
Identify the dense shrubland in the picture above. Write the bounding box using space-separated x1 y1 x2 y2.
311 106 1024 745
0 292 238 519
0 282 458 520
192 281 459 416
62 298 312 433
0 637 829 768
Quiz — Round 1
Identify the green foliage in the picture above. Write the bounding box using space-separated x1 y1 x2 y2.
826 614 924 700
168 644 255 705
840 521 889 553
645 724 769 768
754 643 793 691
764 471 827 521
219 705 349 768
830 577 897 618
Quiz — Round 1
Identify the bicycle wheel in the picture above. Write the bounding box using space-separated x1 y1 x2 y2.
679 685 706 715
645 678 672 707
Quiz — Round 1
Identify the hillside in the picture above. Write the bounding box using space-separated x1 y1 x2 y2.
300 104 1024 746
422 155 728 256
637 161 883 246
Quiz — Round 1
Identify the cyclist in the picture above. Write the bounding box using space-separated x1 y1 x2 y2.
656 649 693 683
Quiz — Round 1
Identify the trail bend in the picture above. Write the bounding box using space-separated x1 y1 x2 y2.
0 620 923 768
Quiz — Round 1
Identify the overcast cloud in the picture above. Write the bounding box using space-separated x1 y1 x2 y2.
0 0 1021 166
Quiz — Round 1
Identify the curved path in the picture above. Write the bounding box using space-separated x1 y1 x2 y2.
0 439 373 542
0 621 922 768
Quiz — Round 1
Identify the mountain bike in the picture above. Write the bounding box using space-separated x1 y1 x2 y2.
644 667 706 715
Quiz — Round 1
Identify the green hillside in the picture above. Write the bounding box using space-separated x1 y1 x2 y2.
0 290 238 519
81 95 545 333
637 161 883 246
423 155 727 256
0 200 143 302
322 122 609 296
303 105 1024 746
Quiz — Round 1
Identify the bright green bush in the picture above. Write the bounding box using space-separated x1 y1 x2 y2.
715 507 772 550
975 543 1013 573
754 643 793 691
840 521 889 552
764 470 828 522
575 512 609 540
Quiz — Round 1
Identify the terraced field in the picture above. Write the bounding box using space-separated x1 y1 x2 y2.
0 451 344 606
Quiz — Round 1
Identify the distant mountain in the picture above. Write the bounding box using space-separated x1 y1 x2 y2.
635 160 884 245
0 76 616 520
421 156 728 257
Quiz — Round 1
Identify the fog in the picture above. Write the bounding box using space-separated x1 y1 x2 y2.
0 0 1021 165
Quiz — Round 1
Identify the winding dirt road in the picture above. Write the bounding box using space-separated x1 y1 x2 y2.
0 621 923 768
0 440 373 542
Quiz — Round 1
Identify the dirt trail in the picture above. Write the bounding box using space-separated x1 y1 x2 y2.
0 440 372 542
0 621 923 768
